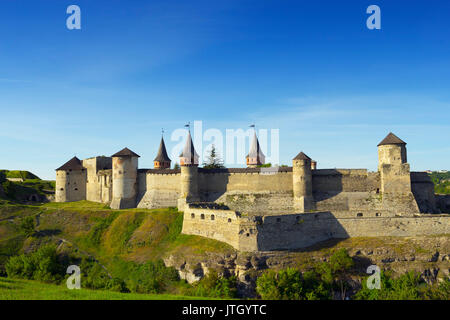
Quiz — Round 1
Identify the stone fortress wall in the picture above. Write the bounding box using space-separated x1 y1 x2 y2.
55 132 449 251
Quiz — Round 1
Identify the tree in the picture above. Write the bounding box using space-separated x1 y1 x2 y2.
317 248 354 299
20 216 36 237
173 162 180 170
202 145 225 169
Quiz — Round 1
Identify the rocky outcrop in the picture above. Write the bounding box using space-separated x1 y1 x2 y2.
163 236 450 297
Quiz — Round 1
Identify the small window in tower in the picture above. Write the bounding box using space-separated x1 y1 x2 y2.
246 233 250 237
357 213 363 217
228 218 232 223
211 215 215 221
201 214 205 220
191 213 195 219
376 212 381 217
376 188 380 194
60 188 64 191
74 188 78 191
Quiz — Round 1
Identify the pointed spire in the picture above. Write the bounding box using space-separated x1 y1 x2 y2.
246 131 265 166
56 156 83 171
154 136 171 162
180 130 199 165
377 132 406 146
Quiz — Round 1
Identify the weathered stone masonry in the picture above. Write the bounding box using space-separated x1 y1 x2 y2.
55 132 450 251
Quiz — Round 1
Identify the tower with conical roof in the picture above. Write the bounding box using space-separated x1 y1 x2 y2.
246 131 265 167
178 130 199 209
292 151 315 212
377 133 419 214
110 147 140 209
55 156 87 202
377 132 407 171
154 136 171 169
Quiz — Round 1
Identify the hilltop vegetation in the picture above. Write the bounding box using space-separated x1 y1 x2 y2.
429 171 450 195
0 170 54 202
0 170 40 180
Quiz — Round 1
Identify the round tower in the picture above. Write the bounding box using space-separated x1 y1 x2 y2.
55 156 86 202
292 151 315 212
377 132 407 171
110 147 139 209
178 131 199 210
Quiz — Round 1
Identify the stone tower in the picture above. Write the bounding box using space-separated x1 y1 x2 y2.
178 131 199 210
55 156 86 202
154 136 171 169
377 133 419 214
246 131 265 167
377 133 410 194
292 151 315 212
110 147 139 209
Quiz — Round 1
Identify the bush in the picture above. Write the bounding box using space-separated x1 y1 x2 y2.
6 245 65 283
19 216 36 237
184 270 237 298
354 271 423 300
79 258 128 292
256 268 331 300
115 259 180 294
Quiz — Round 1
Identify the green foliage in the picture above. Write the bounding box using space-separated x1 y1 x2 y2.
0 170 40 180
256 268 331 300
82 213 118 248
354 271 423 300
429 171 450 194
185 270 237 298
256 249 354 300
173 162 180 170
0 277 211 300
423 279 450 300
19 216 36 237
0 171 6 184
79 258 127 292
110 259 180 294
5 245 65 283
202 145 225 169
257 163 272 168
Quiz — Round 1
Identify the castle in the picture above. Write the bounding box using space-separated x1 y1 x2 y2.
55 131 449 251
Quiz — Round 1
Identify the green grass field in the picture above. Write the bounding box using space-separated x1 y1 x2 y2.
0 277 211 300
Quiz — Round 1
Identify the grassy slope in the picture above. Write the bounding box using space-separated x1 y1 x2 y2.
0 277 211 300
0 170 40 180
0 200 234 274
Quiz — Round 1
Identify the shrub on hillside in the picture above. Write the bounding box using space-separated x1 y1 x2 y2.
6 245 65 283
19 216 36 237
184 270 238 298
353 271 448 300
256 268 331 300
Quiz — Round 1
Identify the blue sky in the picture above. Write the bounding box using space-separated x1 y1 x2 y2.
0 0 449 179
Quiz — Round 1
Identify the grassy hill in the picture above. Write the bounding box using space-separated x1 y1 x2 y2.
0 170 40 180
0 200 235 299
0 170 55 202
